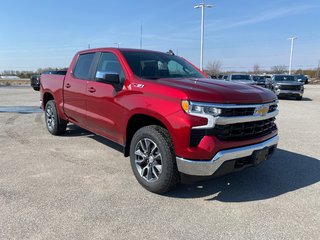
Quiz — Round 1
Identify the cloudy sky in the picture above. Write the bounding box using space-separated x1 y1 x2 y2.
0 0 319 71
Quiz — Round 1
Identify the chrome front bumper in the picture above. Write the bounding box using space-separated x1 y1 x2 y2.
276 90 303 96
176 135 279 176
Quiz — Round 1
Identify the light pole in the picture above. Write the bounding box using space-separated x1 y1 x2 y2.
288 36 297 75
140 23 143 49
194 3 213 71
114 42 121 48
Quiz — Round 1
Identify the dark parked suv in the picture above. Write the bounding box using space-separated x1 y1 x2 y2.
252 75 274 90
30 75 41 91
31 71 67 91
295 75 309 84
273 75 304 100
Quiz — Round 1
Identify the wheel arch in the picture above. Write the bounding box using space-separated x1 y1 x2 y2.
43 91 54 109
42 90 68 121
124 113 172 157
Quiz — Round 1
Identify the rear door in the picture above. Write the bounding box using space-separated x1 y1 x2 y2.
63 53 96 126
86 51 127 143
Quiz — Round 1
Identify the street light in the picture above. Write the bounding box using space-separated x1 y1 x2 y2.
194 3 213 71
287 36 297 75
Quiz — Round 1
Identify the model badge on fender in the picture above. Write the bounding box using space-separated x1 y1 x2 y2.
132 83 144 88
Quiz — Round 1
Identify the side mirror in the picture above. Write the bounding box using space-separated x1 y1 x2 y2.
96 71 120 85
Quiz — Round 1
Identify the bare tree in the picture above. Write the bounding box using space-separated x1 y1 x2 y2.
271 65 287 74
253 63 261 74
206 60 222 77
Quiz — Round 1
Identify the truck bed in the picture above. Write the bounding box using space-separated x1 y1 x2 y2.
40 73 66 112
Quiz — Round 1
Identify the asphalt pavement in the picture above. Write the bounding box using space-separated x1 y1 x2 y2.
0 85 319 240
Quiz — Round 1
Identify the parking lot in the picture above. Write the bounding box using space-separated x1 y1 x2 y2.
0 85 319 240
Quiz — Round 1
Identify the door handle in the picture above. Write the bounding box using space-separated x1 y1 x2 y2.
88 87 96 93
65 83 71 88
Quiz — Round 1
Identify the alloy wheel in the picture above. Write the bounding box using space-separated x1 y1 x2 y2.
134 138 162 182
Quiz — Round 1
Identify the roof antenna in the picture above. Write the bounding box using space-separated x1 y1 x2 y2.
167 50 175 56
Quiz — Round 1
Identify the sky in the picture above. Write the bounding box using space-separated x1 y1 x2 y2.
0 0 319 72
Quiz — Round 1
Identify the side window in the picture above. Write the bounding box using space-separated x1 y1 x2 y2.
96 52 125 82
73 53 95 80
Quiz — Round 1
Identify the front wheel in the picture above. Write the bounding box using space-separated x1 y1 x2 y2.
45 100 67 135
296 96 303 100
130 125 179 194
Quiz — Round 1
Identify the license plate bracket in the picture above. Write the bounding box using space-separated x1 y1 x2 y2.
252 147 269 166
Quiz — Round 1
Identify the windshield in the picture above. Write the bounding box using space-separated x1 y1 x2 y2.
274 75 296 82
121 50 205 79
231 75 252 81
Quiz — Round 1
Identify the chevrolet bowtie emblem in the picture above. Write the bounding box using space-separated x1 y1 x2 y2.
255 105 269 116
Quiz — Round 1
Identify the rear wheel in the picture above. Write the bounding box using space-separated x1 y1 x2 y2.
45 100 67 135
130 125 179 194
296 96 302 100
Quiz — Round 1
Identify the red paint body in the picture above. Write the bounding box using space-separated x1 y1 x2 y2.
40 48 277 160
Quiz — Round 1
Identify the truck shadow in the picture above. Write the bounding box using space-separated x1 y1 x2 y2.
64 124 94 137
278 97 312 101
301 97 313 101
166 149 320 202
63 124 124 152
61 125 320 202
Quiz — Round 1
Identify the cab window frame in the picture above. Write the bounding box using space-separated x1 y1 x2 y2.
93 51 126 84
72 52 97 81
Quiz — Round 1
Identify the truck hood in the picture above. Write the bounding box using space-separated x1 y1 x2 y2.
156 78 276 104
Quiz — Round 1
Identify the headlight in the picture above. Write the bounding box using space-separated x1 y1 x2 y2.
181 100 221 129
181 100 221 117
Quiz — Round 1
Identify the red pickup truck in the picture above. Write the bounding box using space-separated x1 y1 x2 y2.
40 48 279 193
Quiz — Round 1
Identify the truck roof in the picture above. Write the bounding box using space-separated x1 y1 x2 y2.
77 47 164 55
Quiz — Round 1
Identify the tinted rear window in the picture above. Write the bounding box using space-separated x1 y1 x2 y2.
231 75 251 80
73 53 95 80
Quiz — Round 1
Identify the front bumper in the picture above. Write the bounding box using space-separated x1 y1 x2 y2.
176 135 278 176
276 90 303 96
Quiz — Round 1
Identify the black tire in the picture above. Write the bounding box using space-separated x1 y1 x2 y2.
130 125 179 194
45 100 67 135
296 96 303 100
